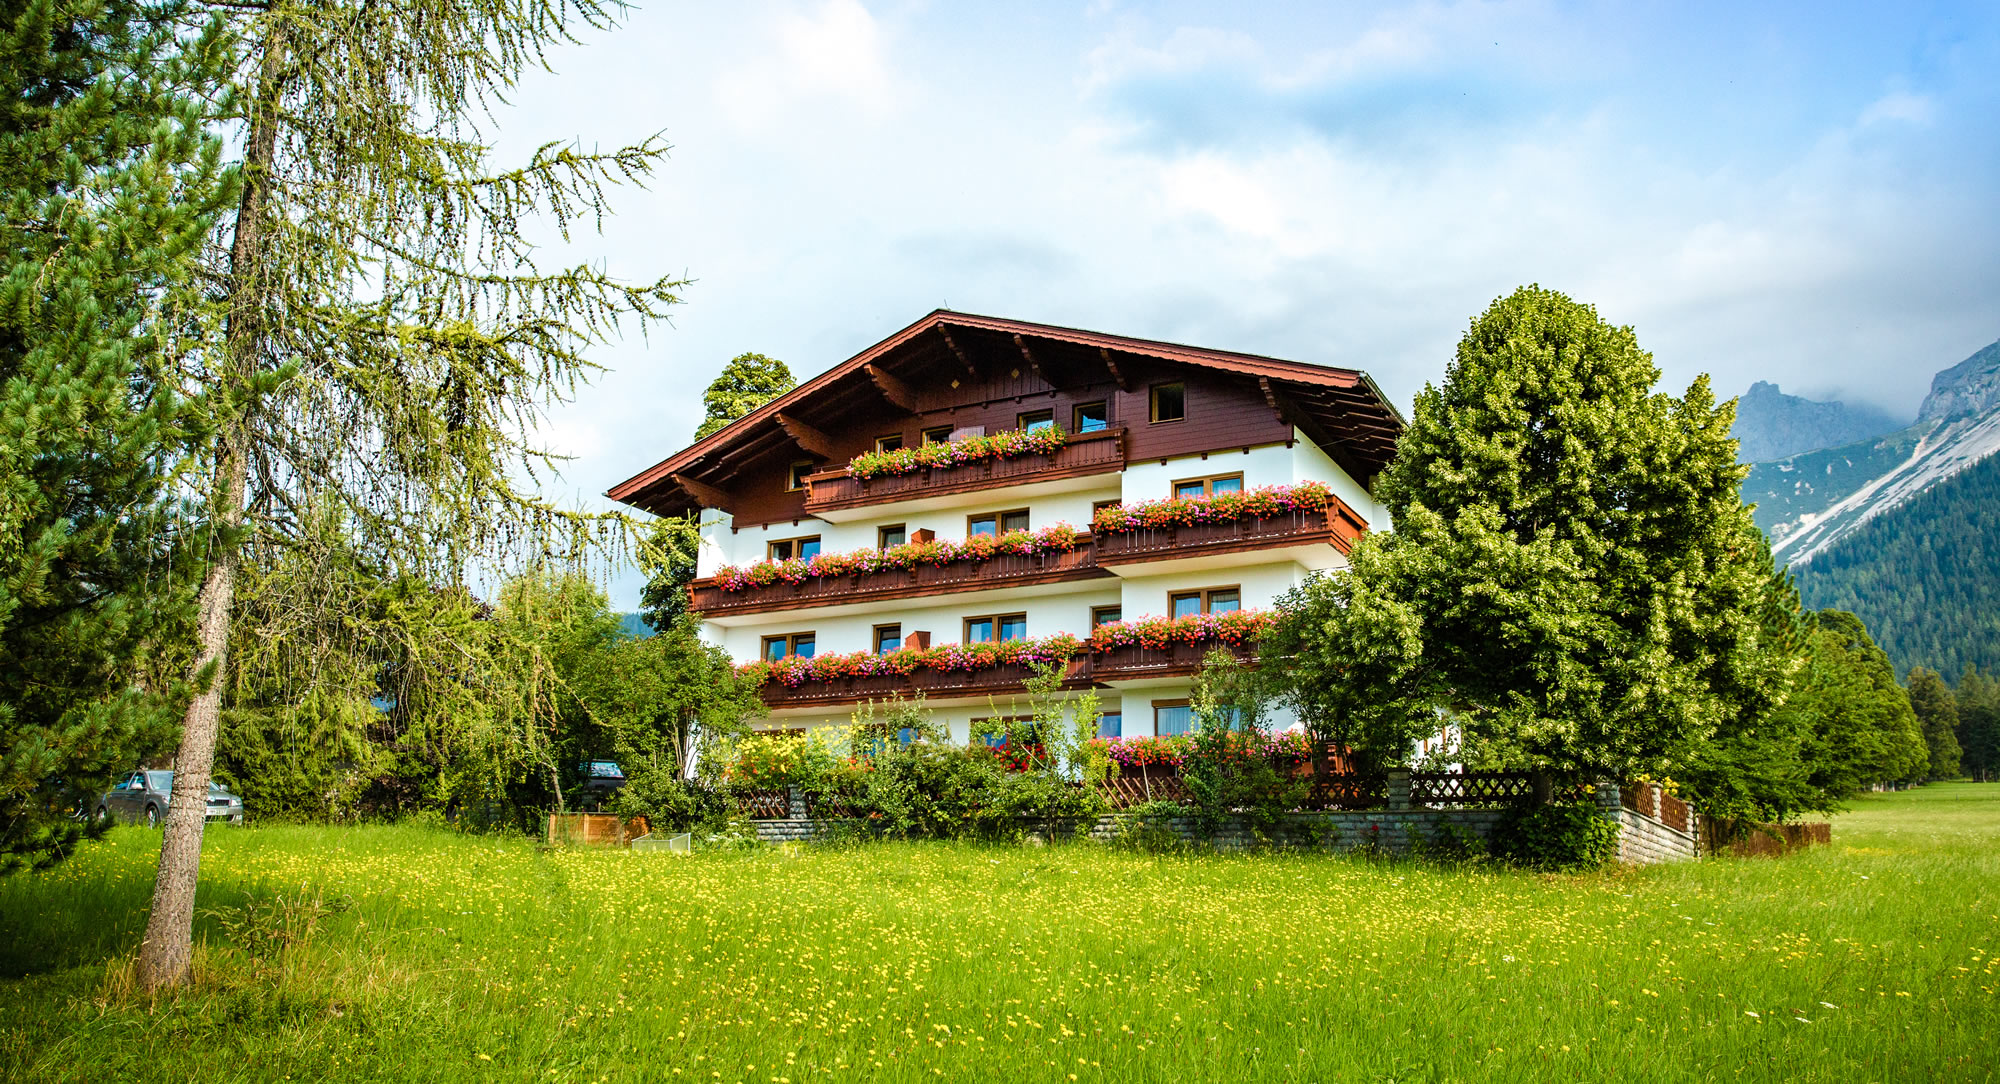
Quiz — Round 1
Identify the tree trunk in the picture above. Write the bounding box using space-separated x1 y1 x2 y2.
135 27 285 992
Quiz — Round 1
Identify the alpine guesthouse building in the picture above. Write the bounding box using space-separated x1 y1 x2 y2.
607 312 1405 743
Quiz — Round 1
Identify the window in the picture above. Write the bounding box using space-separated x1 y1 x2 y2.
875 433 905 452
1097 712 1122 739
1092 499 1120 516
878 523 906 549
974 715 1031 749
1169 586 1240 618
1018 408 1056 433
786 460 815 491
921 425 953 445
1073 401 1108 433
964 613 1027 643
1150 382 1186 423
1154 700 1192 736
1172 473 1243 499
1091 605 1122 628
874 624 902 654
967 509 1029 537
761 632 815 661
767 535 821 562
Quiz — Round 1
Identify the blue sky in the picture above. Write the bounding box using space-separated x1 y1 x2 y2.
489 1 2000 604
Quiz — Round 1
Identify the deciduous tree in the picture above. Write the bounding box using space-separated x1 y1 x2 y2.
694 352 794 439
1906 666 1961 781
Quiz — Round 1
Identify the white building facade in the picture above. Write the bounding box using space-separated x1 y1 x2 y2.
607 312 1404 744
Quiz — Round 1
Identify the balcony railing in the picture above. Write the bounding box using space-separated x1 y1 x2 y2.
1095 504 1366 564
752 641 1258 709
756 658 1093 710
689 544 1109 617
803 427 1127 513
1090 639 1255 682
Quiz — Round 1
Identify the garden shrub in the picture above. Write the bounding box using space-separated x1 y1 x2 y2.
1489 802 1620 871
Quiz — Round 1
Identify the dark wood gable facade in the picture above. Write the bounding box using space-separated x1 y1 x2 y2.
609 311 1403 527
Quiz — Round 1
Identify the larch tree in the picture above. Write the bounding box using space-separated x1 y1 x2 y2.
136 0 682 989
694 352 794 439
0 0 233 873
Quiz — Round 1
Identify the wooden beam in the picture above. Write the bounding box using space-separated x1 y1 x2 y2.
937 326 977 379
864 363 919 412
670 472 732 514
1099 348 1131 392
1258 376 1291 426
1012 334 1050 386
774 413 838 460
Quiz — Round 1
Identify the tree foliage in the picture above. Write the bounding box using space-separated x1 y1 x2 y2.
1783 611 1928 798
1905 667 1961 781
0 0 231 873
636 515 702 632
1269 286 1790 788
1956 667 2000 783
694 352 794 439
137 0 681 988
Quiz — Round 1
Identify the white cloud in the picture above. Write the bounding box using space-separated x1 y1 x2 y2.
714 0 897 128
1858 90 1935 128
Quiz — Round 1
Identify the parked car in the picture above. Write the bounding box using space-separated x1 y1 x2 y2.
97 771 245 827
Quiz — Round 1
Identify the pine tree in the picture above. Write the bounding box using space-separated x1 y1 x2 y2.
135 0 684 989
0 0 232 874
1905 667 1961 781
1287 285 1787 780
694 352 795 439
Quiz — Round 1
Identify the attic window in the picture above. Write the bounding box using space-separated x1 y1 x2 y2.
1151 382 1186 423
786 460 814 492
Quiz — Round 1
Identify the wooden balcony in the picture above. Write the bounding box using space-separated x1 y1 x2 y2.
1090 639 1256 683
802 427 1127 514
1094 504 1368 566
690 544 1110 618
756 658 1091 711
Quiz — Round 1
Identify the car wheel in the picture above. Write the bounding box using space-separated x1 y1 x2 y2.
145 804 160 828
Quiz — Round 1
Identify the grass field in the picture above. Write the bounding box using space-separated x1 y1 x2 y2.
2 786 1995 1083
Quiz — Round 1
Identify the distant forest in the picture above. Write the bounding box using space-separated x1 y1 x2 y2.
1792 451 2000 682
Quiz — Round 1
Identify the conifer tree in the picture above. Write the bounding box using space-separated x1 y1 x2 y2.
1956 667 2000 782
1905 667 1961 781
136 0 683 989
694 352 794 439
1279 286 1788 780
0 0 232 873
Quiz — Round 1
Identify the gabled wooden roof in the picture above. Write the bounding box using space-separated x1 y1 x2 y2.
608 310 1405 517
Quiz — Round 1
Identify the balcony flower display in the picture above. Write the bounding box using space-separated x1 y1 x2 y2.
1090 481 1335 534
740 633 1084 688
1090 734 1189 770
846 425 1069 481
712 524 1082 593
1086 609 1274 652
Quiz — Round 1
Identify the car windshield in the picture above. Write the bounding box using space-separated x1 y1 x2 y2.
209 782 228 793
146 771 172 791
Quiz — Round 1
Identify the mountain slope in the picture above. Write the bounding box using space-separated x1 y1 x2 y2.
1791 449 2000 678
1744 337 2000 567
1731 381 1903 463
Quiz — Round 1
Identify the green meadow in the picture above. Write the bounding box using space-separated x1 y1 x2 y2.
2 786 1995 1083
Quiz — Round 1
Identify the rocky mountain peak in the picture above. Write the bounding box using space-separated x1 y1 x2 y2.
1917 339 2000 422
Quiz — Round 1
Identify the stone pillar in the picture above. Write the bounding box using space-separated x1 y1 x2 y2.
1385 769 1411 811
1593 779 1621 813
787 787 806 820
